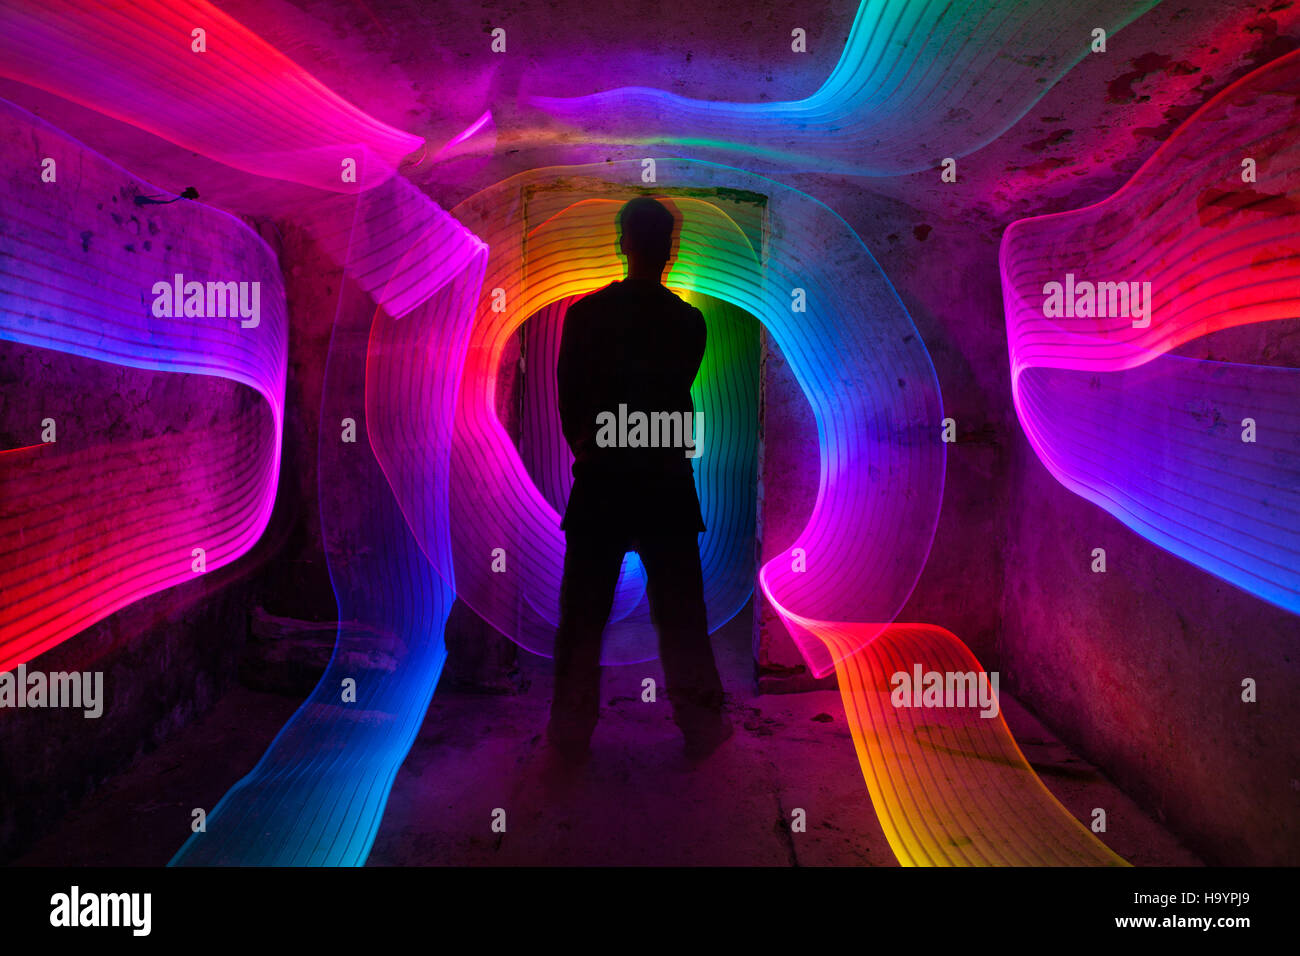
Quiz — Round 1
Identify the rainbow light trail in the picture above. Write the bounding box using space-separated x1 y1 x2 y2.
0 99 286 673
7 0 1283 867
1001 48 1300 614
531 0 1161 175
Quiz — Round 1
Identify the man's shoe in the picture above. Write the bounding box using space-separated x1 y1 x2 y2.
683 716 734 762
545 724 592 766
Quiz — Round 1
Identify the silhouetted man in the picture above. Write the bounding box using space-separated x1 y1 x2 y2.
548 197 732 763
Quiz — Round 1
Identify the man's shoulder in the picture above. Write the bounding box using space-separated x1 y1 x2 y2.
569 281 701 323
656 285 704 322
576 282 621 305
564 283 618 322
673 294 705 330
561 288 602 331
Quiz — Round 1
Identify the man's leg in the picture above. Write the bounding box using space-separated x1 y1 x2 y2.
635 530 729 749
549 527 627 756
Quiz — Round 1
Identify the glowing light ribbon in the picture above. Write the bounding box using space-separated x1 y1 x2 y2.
171 173 489 866
0 0 477 863
0 99 286 672
531 0 1160 175
1001 48 1300 613
826 624 1127 865
0 0 421 191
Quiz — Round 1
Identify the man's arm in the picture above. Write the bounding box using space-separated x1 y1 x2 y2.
686 305 707 385
556 301 589 455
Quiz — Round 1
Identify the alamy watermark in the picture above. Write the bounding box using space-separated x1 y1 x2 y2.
151 272 261 328
1042 273 1152 328
0 665 103 718
595 404 703 458
890 665 1000 718
50 886 150 936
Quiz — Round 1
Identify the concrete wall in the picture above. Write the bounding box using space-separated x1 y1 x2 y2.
0 345 258 862
998 324 1300 866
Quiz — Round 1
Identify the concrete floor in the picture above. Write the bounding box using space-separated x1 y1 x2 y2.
13 599 1201 867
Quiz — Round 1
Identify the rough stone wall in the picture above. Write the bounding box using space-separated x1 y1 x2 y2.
0 346 258 862
998 321 1300 866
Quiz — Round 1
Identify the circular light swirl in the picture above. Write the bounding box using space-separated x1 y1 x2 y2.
354 159 949 674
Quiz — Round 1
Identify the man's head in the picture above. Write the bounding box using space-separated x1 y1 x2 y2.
617 197 676 276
